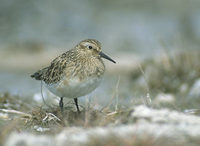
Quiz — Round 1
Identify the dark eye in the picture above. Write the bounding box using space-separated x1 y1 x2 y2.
88 46 93 49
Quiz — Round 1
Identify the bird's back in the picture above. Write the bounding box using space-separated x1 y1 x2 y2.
31 48 105 84
31 49 77 84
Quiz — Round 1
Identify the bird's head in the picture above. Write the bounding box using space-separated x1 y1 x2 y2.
77 39 116 63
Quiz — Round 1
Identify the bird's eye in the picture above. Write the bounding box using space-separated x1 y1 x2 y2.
88 46 93 49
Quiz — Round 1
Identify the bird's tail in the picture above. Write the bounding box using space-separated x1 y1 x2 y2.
31 72 42 80
31 67 48 80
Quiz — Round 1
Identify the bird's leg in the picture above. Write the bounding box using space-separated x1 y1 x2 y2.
59 97 64 112
74 98 80 113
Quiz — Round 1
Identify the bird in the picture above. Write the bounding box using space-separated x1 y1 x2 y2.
31 39 116 112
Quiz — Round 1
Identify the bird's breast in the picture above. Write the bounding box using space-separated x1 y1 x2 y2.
46 76 102 98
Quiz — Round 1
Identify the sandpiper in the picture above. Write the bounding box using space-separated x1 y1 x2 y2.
31 39 116 112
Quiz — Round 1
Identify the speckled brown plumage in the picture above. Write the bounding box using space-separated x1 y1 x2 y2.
32 39 106 84
31 39 116 112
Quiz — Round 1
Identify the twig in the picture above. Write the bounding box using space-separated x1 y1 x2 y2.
137 63 152 107
42 112 61 122
0 109 32 118
115 75 120 111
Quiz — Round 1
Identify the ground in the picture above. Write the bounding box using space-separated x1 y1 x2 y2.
1 50 200 146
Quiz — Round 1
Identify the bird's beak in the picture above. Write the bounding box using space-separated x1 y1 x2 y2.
99 52 116 63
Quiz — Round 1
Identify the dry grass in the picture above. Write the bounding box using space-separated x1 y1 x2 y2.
129 50 200 110
1 50 200 145
0 93 130 145
0 92 32 111
131 50 200 93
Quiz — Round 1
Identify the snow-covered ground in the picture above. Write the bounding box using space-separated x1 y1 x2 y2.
5 105 200 146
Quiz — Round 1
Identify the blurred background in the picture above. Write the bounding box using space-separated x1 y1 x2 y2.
1 0 200 54
0 0 200 108
2 1 200 145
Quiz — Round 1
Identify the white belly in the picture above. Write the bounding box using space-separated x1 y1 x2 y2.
46 76 102 98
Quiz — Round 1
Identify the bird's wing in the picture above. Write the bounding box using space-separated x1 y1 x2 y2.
31 52 69 84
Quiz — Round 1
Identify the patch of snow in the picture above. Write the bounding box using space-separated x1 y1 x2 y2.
131 105 200 125
5 106 200 146
5 133 54 146
189 79 200 97
0 112 8 119
34 126 50 132
154 93 175 104
33 92 46 102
